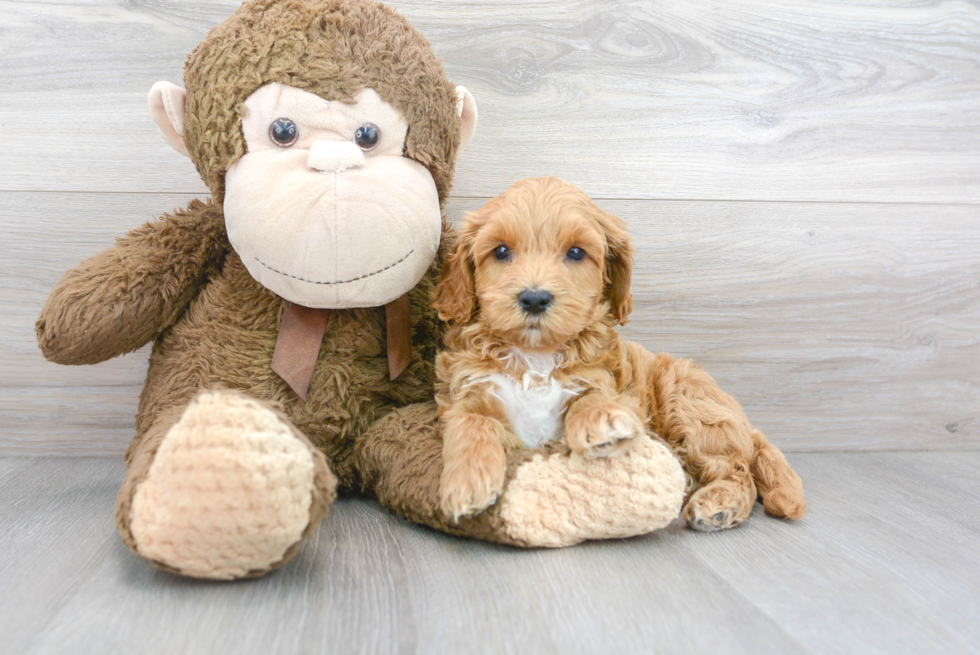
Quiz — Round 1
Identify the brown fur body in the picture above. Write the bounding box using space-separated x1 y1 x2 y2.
34 0 517 577
36 0 457 492
433 177 806 529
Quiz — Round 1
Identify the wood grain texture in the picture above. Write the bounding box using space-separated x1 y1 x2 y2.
4 192 977 455
0 0 979 201
1 453 977 655
1 0 978 454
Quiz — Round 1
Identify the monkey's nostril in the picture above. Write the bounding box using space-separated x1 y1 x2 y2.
307 140 365 173
517 289 553 315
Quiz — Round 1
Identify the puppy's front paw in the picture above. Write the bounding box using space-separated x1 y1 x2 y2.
565 402 645 459
440 446 506 522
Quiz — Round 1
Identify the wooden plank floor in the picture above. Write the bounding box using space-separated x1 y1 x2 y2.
2 452 977 655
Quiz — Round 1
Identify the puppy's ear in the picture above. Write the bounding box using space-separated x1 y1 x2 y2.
598 210 634 325
432 221 478 322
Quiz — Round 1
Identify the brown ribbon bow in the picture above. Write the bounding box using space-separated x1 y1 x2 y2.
271 294 412 401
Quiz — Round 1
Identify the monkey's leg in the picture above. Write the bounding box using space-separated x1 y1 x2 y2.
353 402 686 548
647 353 806 531
115 390 336 579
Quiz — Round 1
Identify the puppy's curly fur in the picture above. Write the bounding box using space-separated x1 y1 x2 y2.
432 177 807 529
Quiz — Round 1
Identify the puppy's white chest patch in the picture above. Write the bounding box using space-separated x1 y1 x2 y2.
484 351 580 448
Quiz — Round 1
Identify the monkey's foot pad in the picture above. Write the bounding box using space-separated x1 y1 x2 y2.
499 436 686 547
130 391 318 579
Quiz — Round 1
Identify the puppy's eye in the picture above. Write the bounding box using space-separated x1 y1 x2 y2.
566 246 586 261
354 123 380 150
492 245 511 262
269 118 299 147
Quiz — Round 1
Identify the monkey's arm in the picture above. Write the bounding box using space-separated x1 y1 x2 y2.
36 199 228 365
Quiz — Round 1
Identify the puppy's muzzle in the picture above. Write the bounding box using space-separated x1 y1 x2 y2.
517 289 553 315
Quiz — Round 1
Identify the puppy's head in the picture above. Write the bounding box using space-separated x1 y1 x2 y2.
433 177 633 351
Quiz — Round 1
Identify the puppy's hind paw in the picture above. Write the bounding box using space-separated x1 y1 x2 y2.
683 480 755 532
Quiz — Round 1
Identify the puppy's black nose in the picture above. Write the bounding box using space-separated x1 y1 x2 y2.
517 289 553 315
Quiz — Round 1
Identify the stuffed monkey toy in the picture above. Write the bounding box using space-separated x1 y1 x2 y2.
36 0 686 580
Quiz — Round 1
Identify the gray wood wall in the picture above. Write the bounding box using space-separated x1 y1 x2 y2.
2 0 978 455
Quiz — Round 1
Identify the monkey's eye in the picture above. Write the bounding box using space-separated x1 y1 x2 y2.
269 118 299 147
566 246 586 261
354 123 380 150
492 245 511 262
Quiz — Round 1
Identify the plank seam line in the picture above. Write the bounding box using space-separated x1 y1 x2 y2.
2 189 979 207
684 543 818 655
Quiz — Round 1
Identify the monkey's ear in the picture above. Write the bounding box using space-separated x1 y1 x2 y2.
454 86 478 150
149 81 190 158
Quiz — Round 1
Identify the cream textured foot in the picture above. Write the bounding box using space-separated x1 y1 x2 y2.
130 391 318 579
498 436 686 547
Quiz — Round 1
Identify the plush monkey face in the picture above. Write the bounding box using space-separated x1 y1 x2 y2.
221 83 442 308
147 0 478 309
150 73 477 310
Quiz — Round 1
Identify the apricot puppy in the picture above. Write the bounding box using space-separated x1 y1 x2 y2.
432 177 807 529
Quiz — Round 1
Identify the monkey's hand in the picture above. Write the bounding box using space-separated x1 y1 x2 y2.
36 199 227 365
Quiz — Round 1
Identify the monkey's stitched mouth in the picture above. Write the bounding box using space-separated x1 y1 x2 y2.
254 249 414 286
